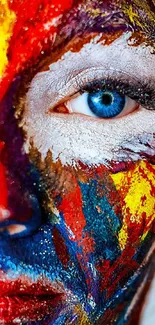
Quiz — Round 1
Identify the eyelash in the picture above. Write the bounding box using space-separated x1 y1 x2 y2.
75 77 153 110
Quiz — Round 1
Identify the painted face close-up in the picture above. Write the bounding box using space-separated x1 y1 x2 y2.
0 1 155 325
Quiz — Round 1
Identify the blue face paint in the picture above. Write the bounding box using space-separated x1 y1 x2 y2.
87 90 126 118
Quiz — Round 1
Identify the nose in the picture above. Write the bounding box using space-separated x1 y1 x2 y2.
0 141 42 238
0 193 41 238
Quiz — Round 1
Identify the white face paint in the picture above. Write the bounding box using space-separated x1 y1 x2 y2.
22 32 155 166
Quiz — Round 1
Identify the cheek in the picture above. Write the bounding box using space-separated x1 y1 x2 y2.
22 103 155 249
23 107 155 167
29 149 155 256
111 160 155 250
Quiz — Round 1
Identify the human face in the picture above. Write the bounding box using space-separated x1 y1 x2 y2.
0 1 155 325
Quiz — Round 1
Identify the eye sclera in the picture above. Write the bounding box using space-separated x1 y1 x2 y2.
64 90 139 120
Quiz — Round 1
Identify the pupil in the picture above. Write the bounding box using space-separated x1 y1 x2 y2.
101 93 112 106
87 90 125 119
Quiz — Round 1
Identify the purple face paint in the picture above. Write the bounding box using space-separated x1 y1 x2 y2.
0 1 155 325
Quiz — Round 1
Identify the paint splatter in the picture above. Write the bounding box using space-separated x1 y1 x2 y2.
0 1 155 325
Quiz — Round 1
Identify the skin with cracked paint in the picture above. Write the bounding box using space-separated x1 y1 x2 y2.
0 1 155 325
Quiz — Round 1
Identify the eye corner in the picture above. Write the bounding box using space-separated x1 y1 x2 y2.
49 103 70 114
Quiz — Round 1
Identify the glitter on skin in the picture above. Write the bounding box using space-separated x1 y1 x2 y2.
0 1 155 325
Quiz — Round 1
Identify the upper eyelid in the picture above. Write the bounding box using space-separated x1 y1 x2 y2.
57 67 139 94
27 66 155 115
77 78 151 104
47 67 154 110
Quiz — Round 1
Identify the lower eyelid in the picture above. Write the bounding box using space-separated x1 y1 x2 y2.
51 103 140 122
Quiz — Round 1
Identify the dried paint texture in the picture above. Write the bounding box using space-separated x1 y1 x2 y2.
112 161 155 249
0 1 155 325
0 0 15 77
0 0 155 97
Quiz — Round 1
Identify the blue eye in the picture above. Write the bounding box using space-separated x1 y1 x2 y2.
65 88 138 119
87 90 126 118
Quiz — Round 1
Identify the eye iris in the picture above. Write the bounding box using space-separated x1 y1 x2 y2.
87 90 126 118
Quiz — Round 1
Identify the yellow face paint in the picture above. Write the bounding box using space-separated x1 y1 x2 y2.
0 0 16 77
122 0 155 24
111 161 155 250
122 4 141 26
